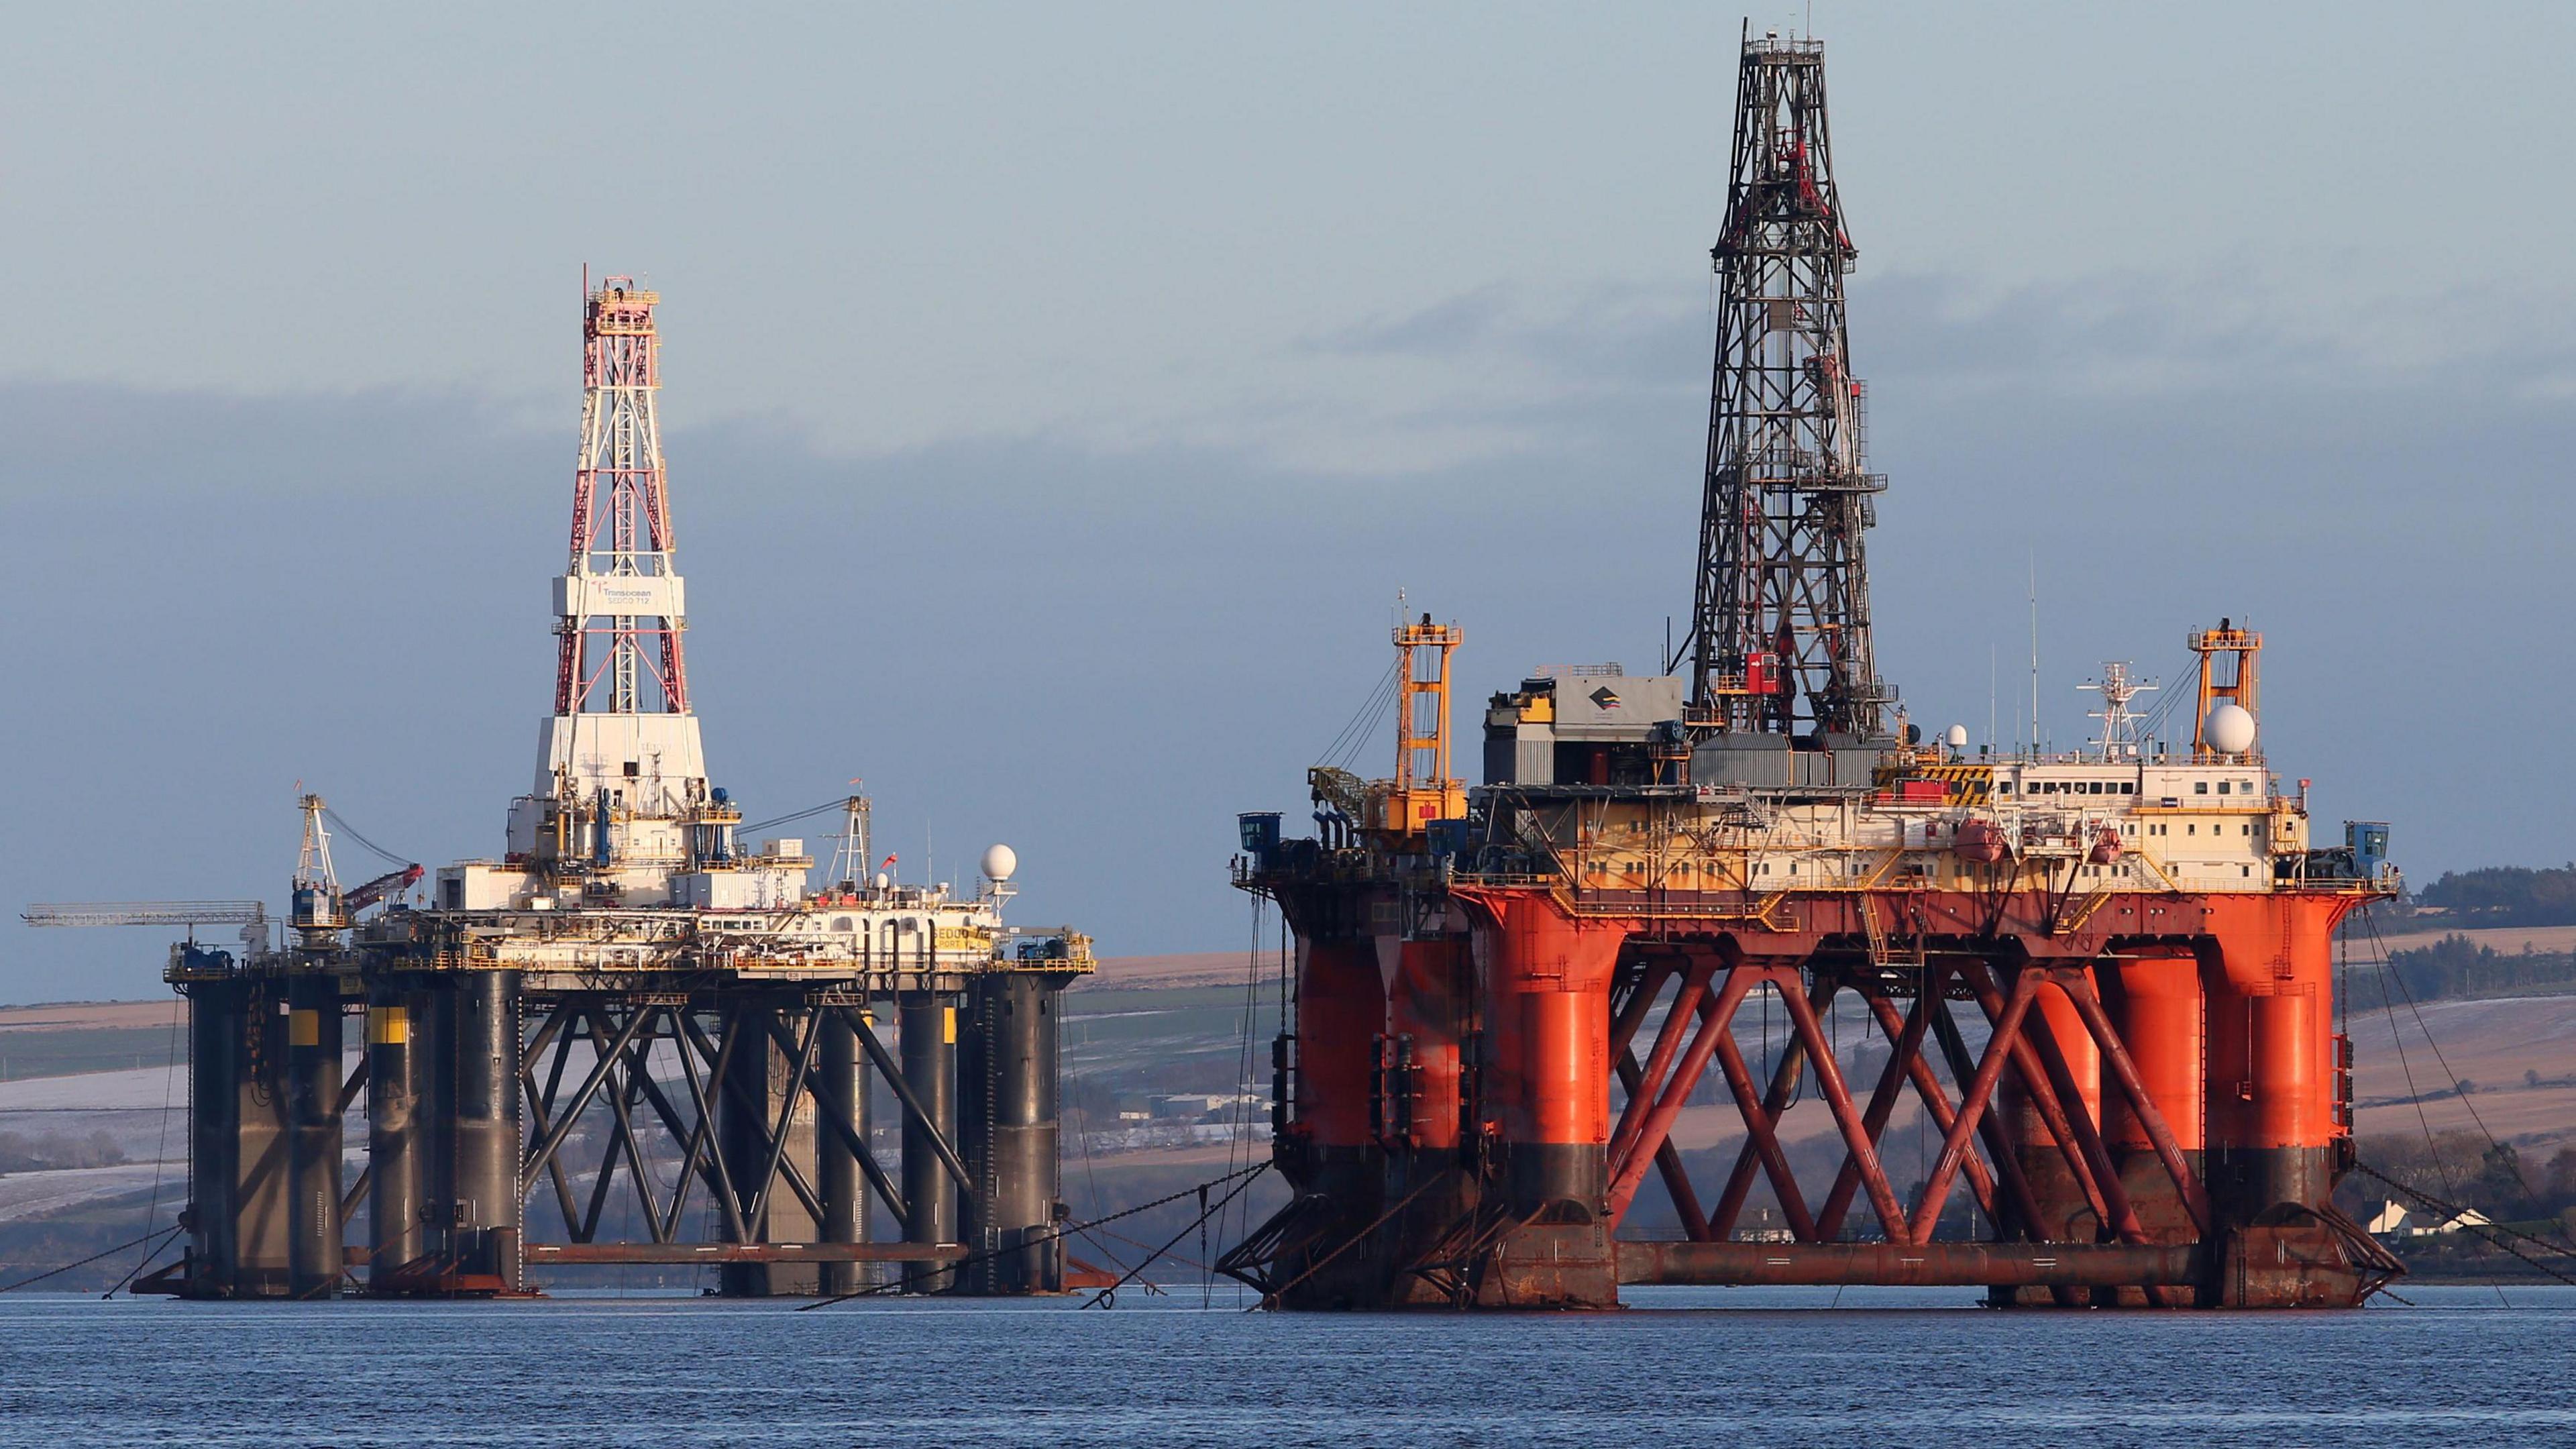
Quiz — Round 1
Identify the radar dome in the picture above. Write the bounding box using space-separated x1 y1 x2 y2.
2204 703 2257 755
1944 724 1970 749
981 844 1018 883
873 872 889 890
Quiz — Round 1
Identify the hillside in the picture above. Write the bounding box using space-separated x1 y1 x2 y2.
5 958 2575 1288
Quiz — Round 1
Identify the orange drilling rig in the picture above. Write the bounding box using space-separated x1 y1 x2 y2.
1220 34 2401 1310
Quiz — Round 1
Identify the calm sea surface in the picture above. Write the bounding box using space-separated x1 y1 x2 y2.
0 1284 2567 1446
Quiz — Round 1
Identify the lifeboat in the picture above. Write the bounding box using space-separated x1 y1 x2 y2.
1952 817 2007 863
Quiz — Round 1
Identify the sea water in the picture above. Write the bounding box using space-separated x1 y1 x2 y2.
0 1284 2567 1446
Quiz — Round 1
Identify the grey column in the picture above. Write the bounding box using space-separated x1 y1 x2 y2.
285 973 345 1299
900 990 959 1290
718 1004 822 1297
816 1006 872 1296
366 983 424 1291
185 979 241 1297
448 970 523 1288
963 972 1062 1293
232 983 292 1296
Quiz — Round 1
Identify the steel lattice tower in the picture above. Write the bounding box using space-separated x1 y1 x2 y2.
555 276 690 717
1685 34 1889 739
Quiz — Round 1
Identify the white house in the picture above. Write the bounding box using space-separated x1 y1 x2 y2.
2410 1208 2493 1238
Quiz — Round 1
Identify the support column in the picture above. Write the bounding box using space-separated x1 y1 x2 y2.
719 1003 822 1297
960 971 1063 1295
2001 973 2102 1244
446 969 523 1290
2198 900 2337 1228
366 983 425 1291
2104 955 2205 1238
184 979 243 1297
1378 934 1474 1305
1288 932 1384 1205
816 1006 871 1297
900 989 959 1291
1466 889 1623 1309
284 973 345 1299
231 981 294 1296
2196 895 2368 1307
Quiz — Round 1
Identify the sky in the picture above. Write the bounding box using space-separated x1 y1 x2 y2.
3 3 2573 1000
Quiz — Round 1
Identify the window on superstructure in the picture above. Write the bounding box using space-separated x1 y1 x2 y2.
2194 782 2210 795
2120 783 2135 794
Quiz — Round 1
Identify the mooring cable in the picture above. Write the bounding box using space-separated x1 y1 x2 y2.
2357 907 2574 1248
0 1225 181 1296
1250 1171 1444 1311
2353 1161 2576 1291
797 1161 1270 1311
1081 1165 1273 1310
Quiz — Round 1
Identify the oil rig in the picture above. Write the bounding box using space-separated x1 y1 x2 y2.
1222 34 2402 1309
32 276 1093 1299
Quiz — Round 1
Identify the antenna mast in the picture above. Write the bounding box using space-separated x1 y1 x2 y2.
2079 662 2156 761
1686 30 1889 739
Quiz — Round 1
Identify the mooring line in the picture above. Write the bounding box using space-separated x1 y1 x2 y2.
1251 1172 1443 1311
797 1161 1269 1311
0 1225 181 1296
2351 1162 2576 1291
1080 1165 1272 1310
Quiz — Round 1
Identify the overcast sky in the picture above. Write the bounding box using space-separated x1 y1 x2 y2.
4 3 2572 1000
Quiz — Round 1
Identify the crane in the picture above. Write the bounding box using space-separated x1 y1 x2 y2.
20 798 417 957
342 864 424 914
21 901 268 930
22 900 272 957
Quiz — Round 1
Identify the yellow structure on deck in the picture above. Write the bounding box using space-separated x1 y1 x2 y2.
1368 614 1465 839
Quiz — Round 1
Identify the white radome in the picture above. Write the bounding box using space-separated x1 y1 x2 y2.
1944 724 1970 749
2204 703 2257 755
981 843 1018 883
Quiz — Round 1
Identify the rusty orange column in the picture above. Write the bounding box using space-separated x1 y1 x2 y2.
2198 895 2344 1225
2104 953 2205 1244
1468 890 1622 1222
1374 932 1475 1306
1386 936 1467 1154
2001 973 2102 1244
1291 932 1385 1205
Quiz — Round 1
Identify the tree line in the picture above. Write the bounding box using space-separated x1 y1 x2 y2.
2381 934 2576 1004
2416 864 2576 926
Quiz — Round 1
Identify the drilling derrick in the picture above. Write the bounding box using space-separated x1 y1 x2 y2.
543 278 701 807
1229 32 2405 1314
1688 34 1886 739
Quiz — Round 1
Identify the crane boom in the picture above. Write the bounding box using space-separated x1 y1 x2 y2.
22 901 268 929
341 865 423 914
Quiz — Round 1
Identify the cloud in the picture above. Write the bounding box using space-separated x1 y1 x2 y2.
2 265 2569 1001
1310 284 1516 358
